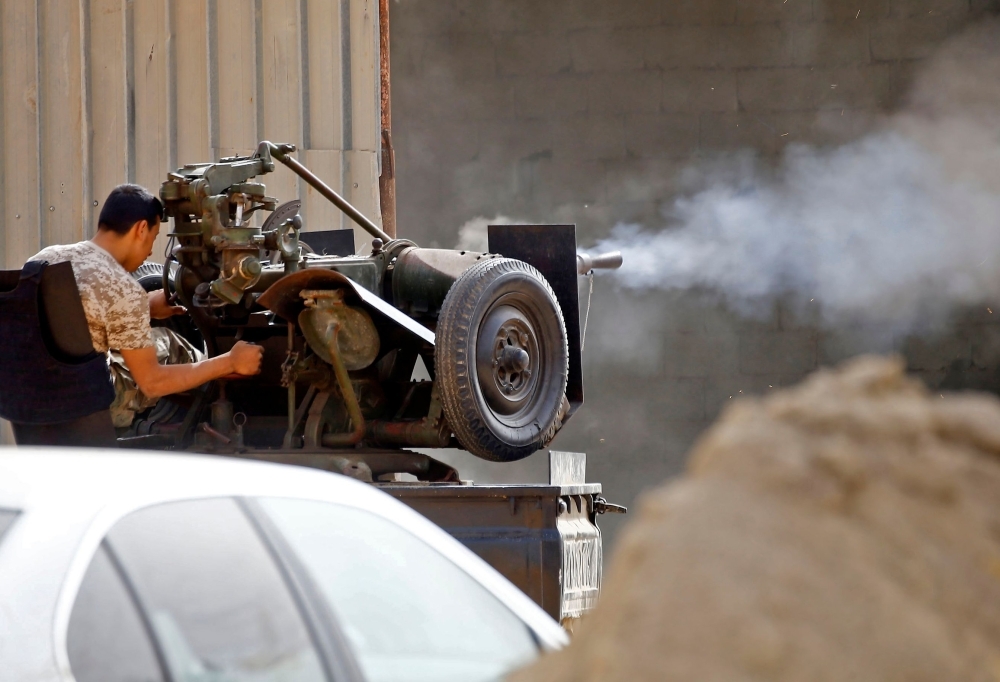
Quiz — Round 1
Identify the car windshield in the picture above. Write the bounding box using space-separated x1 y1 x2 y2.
0 508 19 544
259 497 539 682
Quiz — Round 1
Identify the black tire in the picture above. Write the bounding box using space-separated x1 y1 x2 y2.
436 258 568 462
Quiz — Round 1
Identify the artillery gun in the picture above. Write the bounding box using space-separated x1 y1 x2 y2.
135 141 622 482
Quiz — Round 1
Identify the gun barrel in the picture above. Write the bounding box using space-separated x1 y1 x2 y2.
577 250 623 275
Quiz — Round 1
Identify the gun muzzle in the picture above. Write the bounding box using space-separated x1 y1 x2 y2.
577 250 623 275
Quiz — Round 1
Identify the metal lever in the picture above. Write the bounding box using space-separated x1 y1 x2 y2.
261 141 392 243
577 250 623 275
594 496 628 514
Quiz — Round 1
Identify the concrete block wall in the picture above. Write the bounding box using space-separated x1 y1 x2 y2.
389 0 999 545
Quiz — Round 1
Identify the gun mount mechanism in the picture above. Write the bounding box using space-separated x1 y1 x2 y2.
141 141 622 477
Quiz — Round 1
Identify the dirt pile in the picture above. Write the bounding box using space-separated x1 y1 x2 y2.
514 356 1000 682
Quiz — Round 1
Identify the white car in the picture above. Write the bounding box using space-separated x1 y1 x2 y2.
0 449 567 682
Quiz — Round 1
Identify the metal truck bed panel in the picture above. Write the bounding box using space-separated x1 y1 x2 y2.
378 482 603 624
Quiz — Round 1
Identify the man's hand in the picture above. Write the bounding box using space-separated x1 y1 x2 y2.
148 289 186 320
120 340 264 400
230 341 264 376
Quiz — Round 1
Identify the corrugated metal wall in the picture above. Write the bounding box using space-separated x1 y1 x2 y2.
0 0 382 271
0 0 382 444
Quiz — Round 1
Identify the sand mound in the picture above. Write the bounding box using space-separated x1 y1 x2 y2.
513 356 1000 682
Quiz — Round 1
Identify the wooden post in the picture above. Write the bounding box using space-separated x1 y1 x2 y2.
378 0 396 239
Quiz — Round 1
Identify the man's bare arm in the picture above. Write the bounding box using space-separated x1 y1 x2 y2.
148 289 186 319
119 341 263 399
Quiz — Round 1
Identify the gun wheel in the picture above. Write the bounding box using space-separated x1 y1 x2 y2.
437 258 568 462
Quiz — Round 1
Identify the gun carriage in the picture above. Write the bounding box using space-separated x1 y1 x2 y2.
135 141 621 483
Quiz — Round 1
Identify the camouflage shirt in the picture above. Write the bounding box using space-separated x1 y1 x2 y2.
30 241 153 353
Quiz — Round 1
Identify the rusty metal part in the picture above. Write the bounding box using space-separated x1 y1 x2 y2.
258 268 360 321
210 383 234 436
231 449 459 483
593 495 628 514
211 251 262 304
379 0 396 239
299 289 380 371
368 382 449 448
301 322 366 448
263 142 392 243
198 422 232 445
366 418 450 448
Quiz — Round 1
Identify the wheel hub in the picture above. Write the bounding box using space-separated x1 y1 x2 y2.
476 303 540 417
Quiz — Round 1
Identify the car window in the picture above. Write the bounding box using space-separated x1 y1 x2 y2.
105 497 327 682
67 545 166 682
0 508 18 544
259 497 539 682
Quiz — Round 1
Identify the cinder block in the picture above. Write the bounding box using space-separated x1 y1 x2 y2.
661 331 740 377
971 0 1000 13
395 71 519 122
738 330 818 374
699 112 780 154
477 119 555 160
643 26 725 69
421 33 498 82
570 28 647 73
771 108 874 150
817 327 899 364
813 0 890 21
970 324 1000 368
902 333 972 372
625 113 701 157
442 157 518 210
394 118 481 166
553 114 628 161
455 0 569 33
514 75 590 118
737 67 821 111
583 295 665 373
719 25 796 67
869 16 965 60
535 157 607 206
659 291 718 334
648 377 707 420
704 374 797 419
737 0 813 25
604 157 685 204
391 0 459 35
393 159 444 218
585 71 662 114
814 64 895 110
391 37 425 81
662 68 739 113
497 33 573 76
792 21 871 66
564 0 661 30
888 0 971 18
661 0 739 26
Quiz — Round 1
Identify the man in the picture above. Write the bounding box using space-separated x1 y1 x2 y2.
31 183 263 426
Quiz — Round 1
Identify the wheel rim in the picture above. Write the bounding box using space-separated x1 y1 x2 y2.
475 295 542 421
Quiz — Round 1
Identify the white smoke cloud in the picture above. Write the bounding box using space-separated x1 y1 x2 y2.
455 214 521 251
591 22 1000 334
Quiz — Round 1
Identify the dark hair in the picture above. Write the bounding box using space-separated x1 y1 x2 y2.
97 184 164 235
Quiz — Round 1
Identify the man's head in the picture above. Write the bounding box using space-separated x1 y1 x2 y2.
97 184 164 272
